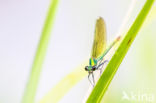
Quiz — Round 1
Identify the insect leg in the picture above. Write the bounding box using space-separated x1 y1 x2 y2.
97 60 109 75
91 72 95 86
88 72 94 87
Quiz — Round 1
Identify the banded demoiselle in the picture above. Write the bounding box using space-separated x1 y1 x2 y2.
85 17 120 86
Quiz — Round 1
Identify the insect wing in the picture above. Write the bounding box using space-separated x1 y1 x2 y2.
91 17 107 59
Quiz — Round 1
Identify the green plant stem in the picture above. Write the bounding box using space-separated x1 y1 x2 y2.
86 0 155 102
21 0 59 103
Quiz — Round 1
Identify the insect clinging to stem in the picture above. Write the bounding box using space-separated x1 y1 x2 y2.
85 17 121 86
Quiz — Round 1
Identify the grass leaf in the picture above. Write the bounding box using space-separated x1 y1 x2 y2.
21 0 59 103
39 61 88 103
86 0 155 102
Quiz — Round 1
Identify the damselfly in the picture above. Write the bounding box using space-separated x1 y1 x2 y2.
85 17 120 86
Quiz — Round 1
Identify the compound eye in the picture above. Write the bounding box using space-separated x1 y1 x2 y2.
92 66 96 71
85 66 88 71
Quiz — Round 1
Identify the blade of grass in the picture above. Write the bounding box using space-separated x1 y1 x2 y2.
21 0 59 103
39 61 88 103
86 0 155 102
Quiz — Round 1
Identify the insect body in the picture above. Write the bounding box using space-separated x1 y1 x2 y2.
85 17 120 86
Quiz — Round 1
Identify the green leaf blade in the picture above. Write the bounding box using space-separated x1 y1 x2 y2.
21 0 59 103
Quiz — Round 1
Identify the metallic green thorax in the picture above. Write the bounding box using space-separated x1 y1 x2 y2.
89 58 97 66
87 58 97 71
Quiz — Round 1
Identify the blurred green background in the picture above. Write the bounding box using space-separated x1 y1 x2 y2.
0 0 155 103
